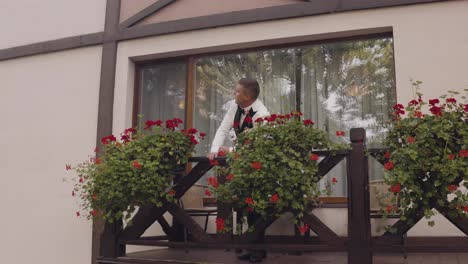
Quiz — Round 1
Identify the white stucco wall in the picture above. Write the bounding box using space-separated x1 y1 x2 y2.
0 0 106 49
113 0 468 239
0 46 102 264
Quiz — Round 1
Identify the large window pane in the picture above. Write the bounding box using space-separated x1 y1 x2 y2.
139 61 187 123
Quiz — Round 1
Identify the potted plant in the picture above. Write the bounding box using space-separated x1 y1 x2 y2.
66 117 205 224
209 111 348 233
381 83 468 228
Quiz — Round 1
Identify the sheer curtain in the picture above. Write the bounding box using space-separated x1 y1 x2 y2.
139 61 187 126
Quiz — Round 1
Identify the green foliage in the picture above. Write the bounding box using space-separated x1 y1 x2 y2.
70 118 203 224
212 113 348 227
382 84 468 226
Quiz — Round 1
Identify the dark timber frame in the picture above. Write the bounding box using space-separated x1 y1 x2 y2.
0 1 456 264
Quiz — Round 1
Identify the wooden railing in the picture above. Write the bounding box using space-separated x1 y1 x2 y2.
97 128 468 264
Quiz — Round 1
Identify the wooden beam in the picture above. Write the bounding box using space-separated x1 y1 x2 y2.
302 212 339 243
167 204 214 242
119 0 175 29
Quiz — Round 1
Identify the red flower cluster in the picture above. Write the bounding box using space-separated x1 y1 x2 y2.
298 224 309 235
255 117 264 123
448 154 455 160
332 177 338 184
336 131 345 137
446 98 457 104
200 132 206 138
414 111 424 118
393 104 405 116
216 217 225 232
460 150 468 157
209 159 219 166
384 161 394 170
226 173 234 181
167 189 176 196
407 137 415 144
217 150 227 157
90 210 97 217
386 205 394 213
250 161 262 170
448 185 458 192
245 197 254 205
204 189 212 196
101 134 116 145
390 183 401 193
269 194 279 203
408 99 419 106
464 104 468 112
384 152 391 159
144 120 162 130
66 164 72 170
132 160 142 169
303 119 314 126
310 153 319 161
207 177 219 188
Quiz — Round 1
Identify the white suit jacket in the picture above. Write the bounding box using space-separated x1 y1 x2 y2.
210 99 270 153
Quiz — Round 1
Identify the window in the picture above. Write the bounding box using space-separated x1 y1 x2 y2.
136 35 396 196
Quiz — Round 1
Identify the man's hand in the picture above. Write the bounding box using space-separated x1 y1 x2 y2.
207 152 218 160
207 146 231 160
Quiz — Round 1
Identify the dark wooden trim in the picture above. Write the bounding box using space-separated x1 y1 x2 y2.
0 0 449 61
302 212 339 242
372 236 468 252
119 0 176 29
167 204 214 242
93 1 121 263
117 0 447 42
185 57 195 129
347 128 372 264
132 64 141 128
130 29 393 63
0 32 103 61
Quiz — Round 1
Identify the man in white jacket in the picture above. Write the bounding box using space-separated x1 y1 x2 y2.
208 78 270 159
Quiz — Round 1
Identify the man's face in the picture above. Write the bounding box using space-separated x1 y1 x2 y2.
234 84 250 106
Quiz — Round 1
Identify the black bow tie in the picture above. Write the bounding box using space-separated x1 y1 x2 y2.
238 106 245 115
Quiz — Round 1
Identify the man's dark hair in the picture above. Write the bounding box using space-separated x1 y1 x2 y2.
238 78 260 100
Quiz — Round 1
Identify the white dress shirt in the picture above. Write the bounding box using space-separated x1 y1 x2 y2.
210 99 270 153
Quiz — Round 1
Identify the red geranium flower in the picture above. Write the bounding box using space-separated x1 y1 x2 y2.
132 160 142 169
226 174 234 181
429 99 439 105
245 197 254 205
390 183 401 193
95 158 102 164
408 99 419 106
430 105 442 116
199 132 206 138
448 154 455 160
448 185 458 192
188 128 197 134
204 189 212 196
459 150 468 157
168 189 176 196
269 194 279 203
407 137 415 144
310 154 319 161
90 210 97 216
76 211 80 217
464 104 468 112
79 178 84 183
216 218 225 232
386 205 394 213
298 224 309 235
190 135 199 145
250 161 262 170
101 134 116 145
218 150 226 157
384 152 391 159
336 131 345 137
66 164 72 170
92 193 97 200
332 177 338 184
446 98 457 104
303 119 315 126
209 159 219 166
255 117 263 123
393 104 405 115
464 206 468 213
207 177 219 188
384 161 394 170
144 120 162 130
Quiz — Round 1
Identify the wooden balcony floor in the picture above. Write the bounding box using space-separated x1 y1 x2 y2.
99 248 468 264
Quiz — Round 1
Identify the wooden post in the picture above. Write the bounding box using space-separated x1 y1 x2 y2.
99 221 125 258
347 128 372 264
